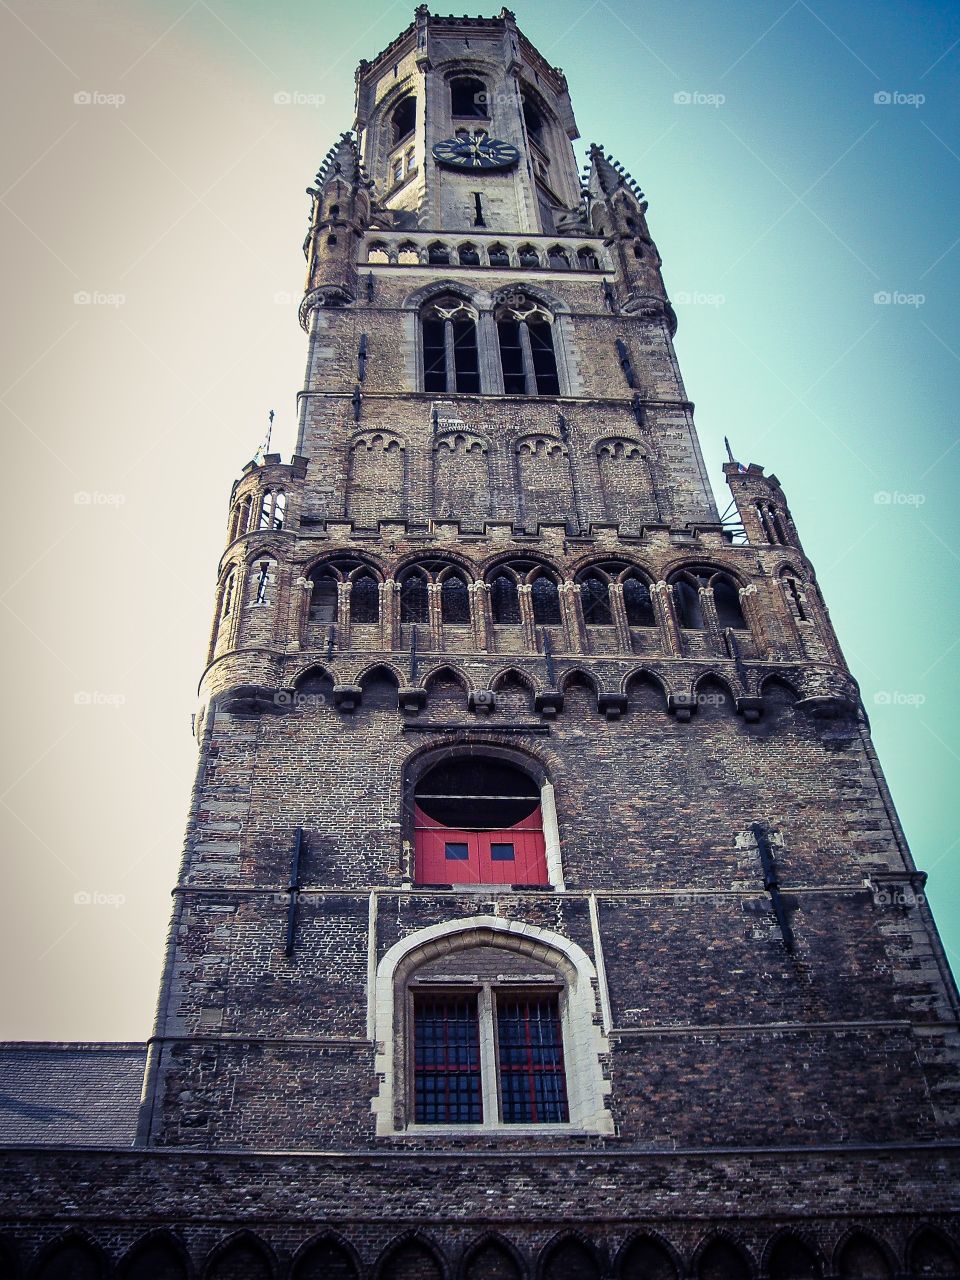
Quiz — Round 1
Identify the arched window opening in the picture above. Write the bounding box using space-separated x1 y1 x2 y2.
421 295 480 393
906 1228 960 1278
259 489 285 531
523 95 546 148
633 243 644 259
119 1235 189 1280
768 1236 823 1280
783 575 807 622
580 572 612 625
620 1237 679 1280
542 1239 601 1280
489 243 510 267
464 1241 522 1280
451 75 488 118
350 572 380 624
400 571 429 624
490 572 521 624
458 242 481 266
427 241 450 265
398 242 419 265
253 560 270 606
548 245 570 270
623 575 656 626
368 242 390 264
531 574 562 624
697 1241 750 1280
441 573 471 623
836 1234 892 1280
291 1238 359 1280
413 756 548 887
496 298 560 396
713 575 747 629
517 244 540 269
221 570 236 620
309 570 338 625
578 246 601 270
674 578 704 629
391 94 416 144
207 1239 272 1280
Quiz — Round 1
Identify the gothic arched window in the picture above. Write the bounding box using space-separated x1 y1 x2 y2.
671 568 747 631
450 76 488 118
517 244 541 269
458 242 480 266
579 571 612 625
490 572 521 624
220 569 237 619
391 94 416 144
427 241 450 265
488 243 510 267
495 297 560 396
440 572 471 623
547 245 570 270
523 94 546 147
623 573 656 626
400 569 430 624
308 570 338 624
531 573 562 624
258 489 285 531
578 246 601 270
421 295 480 393
350 571 380 624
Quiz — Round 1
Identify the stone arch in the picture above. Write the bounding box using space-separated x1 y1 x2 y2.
303 550 386 581
622 667 669 704
347 430 406 526
371 915 612 1136
616 1232 681 1280
118 1231 192 1280
290 1232 361 1280
833 1231 895 1279
203 1233 275 1280
763 1232 823 1280
558 667 601 697
693 1235 754 1280
374 1232 446 1280
403 279 487 312
538 1232 605 1280
422 663 472 694
692 671 738 706
460 1234 526 1280
32 1232 109 1280
490 666 539 694
357 663 402 710
759 674 801 703
905 1227 960 1277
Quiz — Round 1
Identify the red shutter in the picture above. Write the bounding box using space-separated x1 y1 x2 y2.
414 805 548 886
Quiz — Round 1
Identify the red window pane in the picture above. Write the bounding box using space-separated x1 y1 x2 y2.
414 993 483 1124
414 806 548 886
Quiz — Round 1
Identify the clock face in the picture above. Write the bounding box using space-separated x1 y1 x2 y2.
432 134 521 171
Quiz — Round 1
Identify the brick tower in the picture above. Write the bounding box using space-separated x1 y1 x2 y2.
4 8 960 1280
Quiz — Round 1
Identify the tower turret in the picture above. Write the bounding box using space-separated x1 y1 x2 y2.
301 132 372 318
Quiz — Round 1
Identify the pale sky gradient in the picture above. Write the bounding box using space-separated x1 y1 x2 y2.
1 0 958 1040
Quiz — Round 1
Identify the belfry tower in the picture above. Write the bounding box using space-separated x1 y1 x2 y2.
3 8 960 1280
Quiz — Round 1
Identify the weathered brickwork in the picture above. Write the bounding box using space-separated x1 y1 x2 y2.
3 8 959 1274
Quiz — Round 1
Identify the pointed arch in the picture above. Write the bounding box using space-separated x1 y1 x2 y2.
905 1226 960 1277
834 1231 894 1279
422 663 471 695
374 1232 446 1280
759 674 801 704
32 1232 109 1280
291 1231 361 1280
357 663 402 710
203 1232 275 1280
616 1232 681 1280
692 671 738 703
693 1235 753 1280
460 1233 526 1280
623 668 668 705
490 667 539 695
538 1232 604 1280
764 1232 823 1280
558 667 601 697
118 1231 191 1280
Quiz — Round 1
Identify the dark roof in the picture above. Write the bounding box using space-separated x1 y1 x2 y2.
0 1042 147 1147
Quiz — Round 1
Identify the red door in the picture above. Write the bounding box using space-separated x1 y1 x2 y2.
414 805 548 886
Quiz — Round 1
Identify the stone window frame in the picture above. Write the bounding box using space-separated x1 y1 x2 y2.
371 916 613 1137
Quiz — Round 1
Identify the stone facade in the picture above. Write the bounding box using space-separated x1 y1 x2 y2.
3 8 959 1279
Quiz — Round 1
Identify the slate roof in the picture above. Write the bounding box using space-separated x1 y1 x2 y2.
0 1042 147 1146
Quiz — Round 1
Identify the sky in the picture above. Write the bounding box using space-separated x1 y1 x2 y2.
1 0 958 1040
